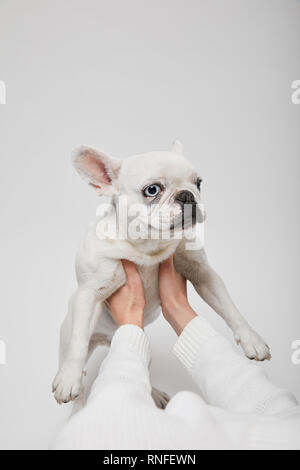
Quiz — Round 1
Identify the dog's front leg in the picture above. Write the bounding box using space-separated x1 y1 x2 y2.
174 247 271 361
53 283 102 404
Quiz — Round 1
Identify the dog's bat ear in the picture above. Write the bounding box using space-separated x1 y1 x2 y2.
72 146 122 195
171 140 184 154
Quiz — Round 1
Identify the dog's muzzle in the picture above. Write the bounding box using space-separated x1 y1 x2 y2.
175 190 205 227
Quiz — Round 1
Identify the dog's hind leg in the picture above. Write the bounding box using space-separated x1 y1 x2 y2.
151 387 170 409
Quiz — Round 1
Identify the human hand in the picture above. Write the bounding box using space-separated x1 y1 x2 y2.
159 256 197 335
105 260 145 329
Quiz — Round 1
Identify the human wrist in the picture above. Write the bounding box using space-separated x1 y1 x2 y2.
117 309 144 329
162 294 189 317
163 303 197 336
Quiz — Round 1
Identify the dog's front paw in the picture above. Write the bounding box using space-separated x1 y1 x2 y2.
235 327 271 361
52 361 84 404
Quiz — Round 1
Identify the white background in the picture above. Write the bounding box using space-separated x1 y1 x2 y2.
0 0 299 450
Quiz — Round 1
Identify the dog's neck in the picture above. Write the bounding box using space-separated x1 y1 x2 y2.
127 237 178 256
107 236 180 266
96 197 181 265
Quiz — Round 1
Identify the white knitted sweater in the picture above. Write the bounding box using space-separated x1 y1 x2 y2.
53 316 299 450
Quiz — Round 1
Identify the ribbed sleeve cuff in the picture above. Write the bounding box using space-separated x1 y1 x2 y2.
111 324 151 367
173 316 219 373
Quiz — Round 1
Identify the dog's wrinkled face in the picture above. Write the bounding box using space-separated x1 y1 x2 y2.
73 141 205 240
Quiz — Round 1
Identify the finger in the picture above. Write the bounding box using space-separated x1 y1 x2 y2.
121 259 140 281
181 275 188 294
159 255 174 276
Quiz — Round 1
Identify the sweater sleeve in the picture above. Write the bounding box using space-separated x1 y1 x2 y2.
52 325 157 450
88 324 154 403
173 316 298 414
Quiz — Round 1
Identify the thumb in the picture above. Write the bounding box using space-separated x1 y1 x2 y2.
121 259 139 281
159 255 174 276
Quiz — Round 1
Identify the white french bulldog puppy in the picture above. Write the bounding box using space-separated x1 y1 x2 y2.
52 141 271 407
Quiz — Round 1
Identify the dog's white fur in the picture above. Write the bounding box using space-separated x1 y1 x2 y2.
52 141 271 406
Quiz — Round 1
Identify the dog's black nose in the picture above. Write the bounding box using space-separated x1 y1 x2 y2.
175 190 195 205
175 190 204 227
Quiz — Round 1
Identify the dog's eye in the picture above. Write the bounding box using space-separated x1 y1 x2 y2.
196 177 202 191
143 184 161 198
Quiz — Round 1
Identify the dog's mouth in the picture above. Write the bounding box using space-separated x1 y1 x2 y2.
170 203 205 231
138 197 206 236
